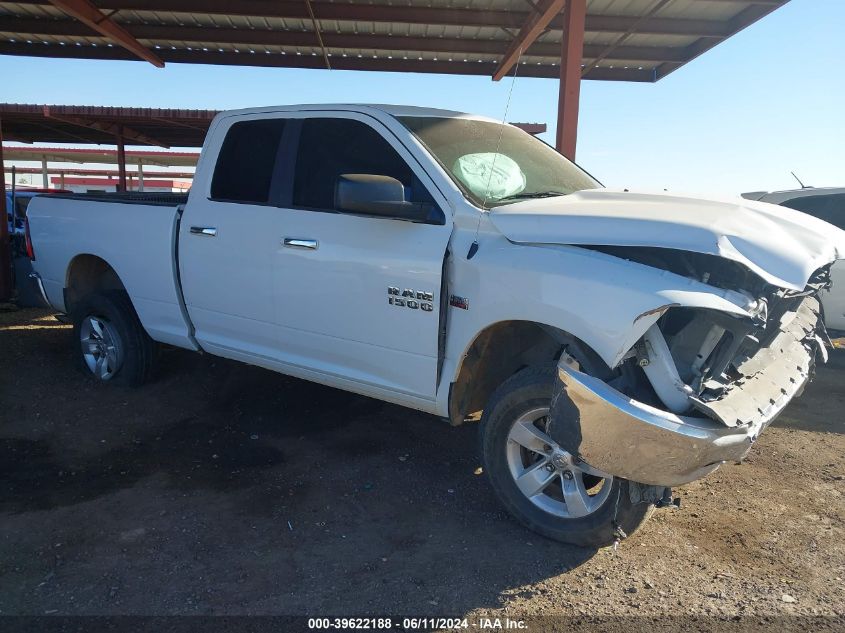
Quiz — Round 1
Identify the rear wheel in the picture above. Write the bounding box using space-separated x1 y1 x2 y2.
480 365 652 547
72 290 157 386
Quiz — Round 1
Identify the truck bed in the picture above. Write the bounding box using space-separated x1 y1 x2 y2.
26 193 196 350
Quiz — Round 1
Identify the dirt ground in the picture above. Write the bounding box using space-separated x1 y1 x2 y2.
1 307 843 626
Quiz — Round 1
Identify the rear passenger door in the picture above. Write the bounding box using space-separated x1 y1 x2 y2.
270 113 453 404
179 115 291 361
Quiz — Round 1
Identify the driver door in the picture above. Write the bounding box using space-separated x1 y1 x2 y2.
269 113 453 404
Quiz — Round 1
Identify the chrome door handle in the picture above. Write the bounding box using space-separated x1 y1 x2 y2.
190 226 217 237
283 238 319 250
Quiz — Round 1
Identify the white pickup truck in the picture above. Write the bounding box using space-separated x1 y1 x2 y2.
26 104 845 547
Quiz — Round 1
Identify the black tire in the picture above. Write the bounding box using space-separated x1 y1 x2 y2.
480 365 653 548
71 290 158 387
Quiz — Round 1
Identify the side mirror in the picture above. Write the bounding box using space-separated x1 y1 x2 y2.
335 174 432 222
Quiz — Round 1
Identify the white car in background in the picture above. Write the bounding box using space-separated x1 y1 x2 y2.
743 187 845 331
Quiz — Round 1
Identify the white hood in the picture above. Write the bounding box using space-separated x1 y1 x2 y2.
489 189 845 291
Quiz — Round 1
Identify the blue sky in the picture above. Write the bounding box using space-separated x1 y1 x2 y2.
3 0 843 196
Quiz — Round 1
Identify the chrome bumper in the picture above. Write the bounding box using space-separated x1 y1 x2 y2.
549 296 823 487
550 365 807 486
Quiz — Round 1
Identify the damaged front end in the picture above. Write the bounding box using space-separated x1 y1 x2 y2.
548 260 833 488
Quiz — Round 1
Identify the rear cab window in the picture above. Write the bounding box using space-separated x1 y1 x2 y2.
210 118 287 204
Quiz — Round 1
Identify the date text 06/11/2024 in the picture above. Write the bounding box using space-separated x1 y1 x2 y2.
307 617 528 630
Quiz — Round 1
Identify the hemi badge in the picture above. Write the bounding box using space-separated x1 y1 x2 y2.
449 295 469 310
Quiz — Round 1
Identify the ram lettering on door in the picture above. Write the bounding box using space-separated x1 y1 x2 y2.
388 286 434 312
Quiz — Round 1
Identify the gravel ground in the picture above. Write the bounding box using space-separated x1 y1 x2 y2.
0 308 843 629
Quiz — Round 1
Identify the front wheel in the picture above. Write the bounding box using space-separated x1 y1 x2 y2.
72 290 158 387
480 365 652 547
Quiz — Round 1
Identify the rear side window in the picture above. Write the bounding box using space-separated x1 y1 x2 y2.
293 118 430 211
781 194 845 230
211 119 286 203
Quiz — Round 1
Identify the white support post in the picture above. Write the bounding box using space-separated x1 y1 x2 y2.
41 155 49 189
138 158 144 192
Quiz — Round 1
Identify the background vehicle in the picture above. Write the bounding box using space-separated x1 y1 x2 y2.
743 187 845 332
5 187 69 306
25 105 844 547
6 188 69 236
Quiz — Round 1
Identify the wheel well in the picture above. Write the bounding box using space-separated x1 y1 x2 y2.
65 255 126 316
447 321 606 426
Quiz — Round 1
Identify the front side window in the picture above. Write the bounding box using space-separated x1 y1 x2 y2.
293 118 433 212
211 118 286 204
399 116 600 208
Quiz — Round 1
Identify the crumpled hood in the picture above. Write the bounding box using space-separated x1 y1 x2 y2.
489 189 845 291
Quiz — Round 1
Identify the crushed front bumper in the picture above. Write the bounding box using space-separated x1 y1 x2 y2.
549 297 825 487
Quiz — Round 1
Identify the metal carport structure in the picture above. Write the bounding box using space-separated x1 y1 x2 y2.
0 102 542 190
0 0 793 300
0 0 791 155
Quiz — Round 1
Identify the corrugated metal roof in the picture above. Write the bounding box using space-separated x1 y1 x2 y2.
0 102 217 147
0 0 791 82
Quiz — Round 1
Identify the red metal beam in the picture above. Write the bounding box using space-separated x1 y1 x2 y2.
0 115 11 302
47 0 164 67
492 0 566 81
555 0 586 160
116 125 127 192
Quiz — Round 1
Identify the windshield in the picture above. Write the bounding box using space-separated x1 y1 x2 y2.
399 116 601 208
